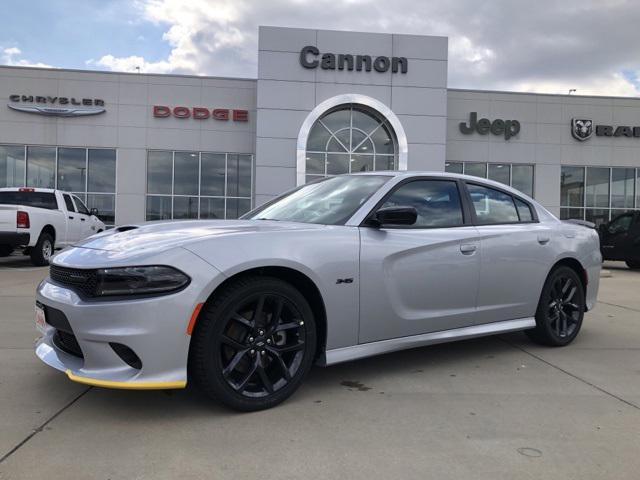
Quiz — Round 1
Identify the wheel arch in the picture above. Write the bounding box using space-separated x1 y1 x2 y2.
194 266 328 361
549 257 588 302
41 224 56 243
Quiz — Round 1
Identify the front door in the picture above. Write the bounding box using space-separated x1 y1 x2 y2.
359 179 480 343
72 195 95 238
601 212 636 260
62 193 81 244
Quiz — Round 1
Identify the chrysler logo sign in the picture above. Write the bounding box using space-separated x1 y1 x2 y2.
571 118 640 141
8 94 106 117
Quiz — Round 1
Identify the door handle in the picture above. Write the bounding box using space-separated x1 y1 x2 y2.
460 244 477 255
537 235 550 245
68 216 74 219
80 218 86 222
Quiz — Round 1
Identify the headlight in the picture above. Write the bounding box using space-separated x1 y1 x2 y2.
94 266 190 296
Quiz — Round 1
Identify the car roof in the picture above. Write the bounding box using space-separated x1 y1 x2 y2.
347 171 534 200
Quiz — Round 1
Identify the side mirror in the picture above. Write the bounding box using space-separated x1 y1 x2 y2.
90 208 99 216
369 206 417 227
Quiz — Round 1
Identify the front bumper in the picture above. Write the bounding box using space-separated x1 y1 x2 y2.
35 247 224 389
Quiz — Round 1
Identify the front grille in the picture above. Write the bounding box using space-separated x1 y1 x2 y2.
50 265 97 297
53 330 84 358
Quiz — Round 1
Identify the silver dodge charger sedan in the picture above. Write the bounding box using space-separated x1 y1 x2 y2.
35 172 601 411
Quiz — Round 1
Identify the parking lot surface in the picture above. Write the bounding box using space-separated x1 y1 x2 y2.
0 255 639 479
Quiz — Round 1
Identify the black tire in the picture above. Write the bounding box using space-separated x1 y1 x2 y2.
30 232 54 266
625 260 640 270
526 266 585 346
189 276 317 412
0 245 13 257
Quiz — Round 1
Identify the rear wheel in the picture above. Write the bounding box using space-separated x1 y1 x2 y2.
190 276 317 411
625 260 640 270
30 233 54 266
526 266 585 346
0 245 13 257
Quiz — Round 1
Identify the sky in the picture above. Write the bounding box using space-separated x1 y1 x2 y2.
2 0 640 96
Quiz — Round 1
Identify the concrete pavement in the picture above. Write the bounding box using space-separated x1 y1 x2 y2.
0 256 638 479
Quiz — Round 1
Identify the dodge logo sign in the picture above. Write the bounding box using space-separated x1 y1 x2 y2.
571 119 593 141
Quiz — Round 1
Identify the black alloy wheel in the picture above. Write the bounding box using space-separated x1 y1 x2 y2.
527 266 585 346
190 276 316 411
219 293 307 397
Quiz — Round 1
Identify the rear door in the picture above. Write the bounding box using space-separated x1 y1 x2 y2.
600 212 636 260
359 178 480 343
465 182 556 324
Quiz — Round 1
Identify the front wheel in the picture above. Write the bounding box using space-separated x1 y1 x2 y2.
625 260 640 270
30 233 54 266
190 276 317 411
526 266 585 346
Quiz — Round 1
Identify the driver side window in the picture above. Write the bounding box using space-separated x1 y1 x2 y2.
73 195 90 215
380 180 464 227
609 214 633 234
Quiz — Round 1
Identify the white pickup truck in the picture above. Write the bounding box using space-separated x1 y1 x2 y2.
0 188 106 265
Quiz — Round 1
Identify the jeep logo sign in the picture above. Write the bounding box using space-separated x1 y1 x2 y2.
459 112 521 140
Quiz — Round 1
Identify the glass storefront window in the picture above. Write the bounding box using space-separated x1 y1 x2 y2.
57 148 86 192
305 104 398 177
561 166 584 207
0 145 25 188
560 166 640 225
173 152 199 196
147 150 173 194
444 162 463 174
611 168 635 209
200 153 225 196
26 146 56 188
145 150 253 221
464 163 487 178
586 167 610 208
445 162 534 197
88 149 116 193
511 165 534 197
488 164 510 185
2 145 116 226
146 196 172 221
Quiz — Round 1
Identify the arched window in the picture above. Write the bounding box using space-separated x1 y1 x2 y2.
304 104 398 182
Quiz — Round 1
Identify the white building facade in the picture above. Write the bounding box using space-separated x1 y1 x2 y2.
1 26 639 226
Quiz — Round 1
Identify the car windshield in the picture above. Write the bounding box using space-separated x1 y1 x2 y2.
243 175 390 225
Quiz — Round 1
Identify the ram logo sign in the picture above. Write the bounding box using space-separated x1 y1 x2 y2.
571 119 593 141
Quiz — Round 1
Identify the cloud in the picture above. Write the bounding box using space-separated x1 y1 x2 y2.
88 0 640 96
2 46 53 68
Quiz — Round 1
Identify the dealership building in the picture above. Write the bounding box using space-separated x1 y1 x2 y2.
1 26 640 227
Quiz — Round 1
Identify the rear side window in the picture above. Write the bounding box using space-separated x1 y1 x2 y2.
514 198 533 222
0 191 57 210
63 194 76 212
467 183 518 224
380 180 464 227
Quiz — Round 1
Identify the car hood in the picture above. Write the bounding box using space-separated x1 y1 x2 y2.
72 220 325 253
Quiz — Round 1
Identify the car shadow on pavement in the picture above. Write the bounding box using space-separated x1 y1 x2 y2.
56 333 526 419
0 254 45 270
